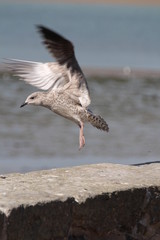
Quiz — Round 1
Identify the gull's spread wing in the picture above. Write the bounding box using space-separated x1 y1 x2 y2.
5 59 67 90
5 26 91 107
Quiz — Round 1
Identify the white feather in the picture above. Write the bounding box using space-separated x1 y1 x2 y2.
5 59 66 91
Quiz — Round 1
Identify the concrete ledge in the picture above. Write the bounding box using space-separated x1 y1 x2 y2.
0 163 160 240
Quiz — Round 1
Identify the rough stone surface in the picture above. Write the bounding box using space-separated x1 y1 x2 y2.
0 163 160 240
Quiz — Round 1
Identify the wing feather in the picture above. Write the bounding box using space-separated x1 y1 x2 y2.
5 59 68 91
37 25 75 65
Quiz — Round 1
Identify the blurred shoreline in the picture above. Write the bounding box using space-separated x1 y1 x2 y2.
2 0 160 5
83 67 160 78
1 64 160 78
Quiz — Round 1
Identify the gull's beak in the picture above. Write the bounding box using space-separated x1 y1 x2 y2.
20 102 28 108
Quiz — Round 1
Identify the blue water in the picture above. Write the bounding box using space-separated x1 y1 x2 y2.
0 73 160 173
0 3 160 173
0 3 160 69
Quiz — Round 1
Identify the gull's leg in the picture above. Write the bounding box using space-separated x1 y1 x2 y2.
79 122 85 150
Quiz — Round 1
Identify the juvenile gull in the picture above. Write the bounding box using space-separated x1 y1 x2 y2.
6 25 109 149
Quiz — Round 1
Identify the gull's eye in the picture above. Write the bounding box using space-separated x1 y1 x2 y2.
30 96 35 100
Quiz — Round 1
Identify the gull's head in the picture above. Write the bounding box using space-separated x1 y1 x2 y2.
20 92 44 108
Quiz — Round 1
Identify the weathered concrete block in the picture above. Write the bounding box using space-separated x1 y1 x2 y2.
0 163 160 240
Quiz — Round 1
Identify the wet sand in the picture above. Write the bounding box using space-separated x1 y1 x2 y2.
3 0 160 5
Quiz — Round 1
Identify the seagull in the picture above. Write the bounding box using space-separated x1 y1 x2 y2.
5 25 109 149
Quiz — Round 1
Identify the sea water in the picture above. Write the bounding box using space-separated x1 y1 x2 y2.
0 3 160 173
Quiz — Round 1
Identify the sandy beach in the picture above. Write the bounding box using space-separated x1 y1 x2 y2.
3 0 160 5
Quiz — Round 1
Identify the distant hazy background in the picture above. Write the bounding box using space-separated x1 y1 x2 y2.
0 1 160 173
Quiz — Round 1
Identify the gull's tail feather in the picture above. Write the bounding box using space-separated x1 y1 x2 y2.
87 111 109 132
